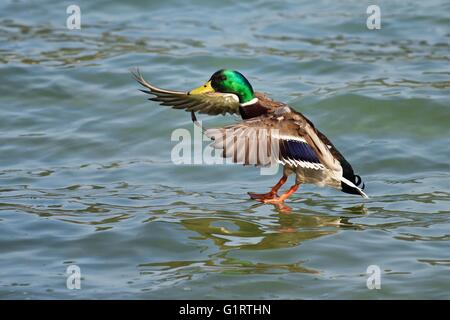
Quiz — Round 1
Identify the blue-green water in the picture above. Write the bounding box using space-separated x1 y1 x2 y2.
1 0 449 299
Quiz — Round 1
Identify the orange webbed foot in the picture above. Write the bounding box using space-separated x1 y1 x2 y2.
248 192 278 201
261 184 300 210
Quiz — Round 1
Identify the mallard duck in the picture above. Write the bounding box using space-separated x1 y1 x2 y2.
133 69 367 204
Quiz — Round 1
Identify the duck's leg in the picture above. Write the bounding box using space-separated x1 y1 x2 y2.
248 175 288 201
263 183 300 204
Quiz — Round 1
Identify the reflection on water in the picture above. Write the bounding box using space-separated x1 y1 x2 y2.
139 214 359 281
181 214 344 250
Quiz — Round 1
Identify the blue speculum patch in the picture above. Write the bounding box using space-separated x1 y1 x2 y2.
280 140 320 163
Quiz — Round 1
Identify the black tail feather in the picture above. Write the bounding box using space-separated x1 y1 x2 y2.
341 173 366 196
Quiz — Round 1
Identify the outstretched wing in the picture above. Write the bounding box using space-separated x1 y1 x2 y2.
205 111 340 171
132 69 241 116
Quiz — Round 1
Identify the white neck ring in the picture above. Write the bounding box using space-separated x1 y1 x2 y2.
240 97 259 107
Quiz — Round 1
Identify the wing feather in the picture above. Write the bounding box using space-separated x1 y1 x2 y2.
204 112 338 170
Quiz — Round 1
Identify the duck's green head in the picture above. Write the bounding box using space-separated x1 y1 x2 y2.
189 69 255 104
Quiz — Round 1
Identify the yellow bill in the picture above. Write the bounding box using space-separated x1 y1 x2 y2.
189 81 215 95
